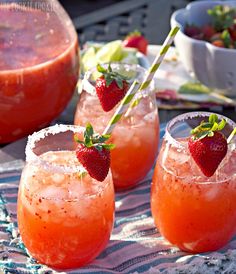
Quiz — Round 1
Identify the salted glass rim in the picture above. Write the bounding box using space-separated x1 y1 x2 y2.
25 124 87 174
81 62 155 96
165 111 236 149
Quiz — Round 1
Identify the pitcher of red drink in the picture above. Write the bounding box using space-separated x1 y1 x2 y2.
0 0 79 144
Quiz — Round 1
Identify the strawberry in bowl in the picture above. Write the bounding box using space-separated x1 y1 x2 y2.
184 5 236 49
171 1 236 93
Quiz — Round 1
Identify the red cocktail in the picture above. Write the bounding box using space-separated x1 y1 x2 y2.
151 112 236 253
17 125 114 269
74 64 159 190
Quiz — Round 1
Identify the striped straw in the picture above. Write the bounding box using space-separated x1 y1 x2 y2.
126 26 180 114
103 80 140 135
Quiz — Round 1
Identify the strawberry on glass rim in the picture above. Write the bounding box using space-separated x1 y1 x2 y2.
74 123 115 181
95 64 130 112
188 114 236 177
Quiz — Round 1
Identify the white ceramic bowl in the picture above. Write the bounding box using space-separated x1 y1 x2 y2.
171 0 236 94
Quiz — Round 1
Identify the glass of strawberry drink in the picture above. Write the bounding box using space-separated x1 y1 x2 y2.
17 124 115 269
151 112 236 253
74 63 159 190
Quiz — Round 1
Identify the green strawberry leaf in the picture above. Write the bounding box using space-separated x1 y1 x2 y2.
207 131 214 137
209 114 218 124
201 122 213 129
97 63 130 89
126 29 142 38
74 123 115 151
194 131 210 140
95 144 103 151
190 114 227 140
116 78 123 89
75 139 84 144
108 64 112 73
218 119 226 130
103 144 116 150
102 134 111 140
95 135 110 143
191 127 200 135
85 123 94 137
74 134 81 143
97 63 107 73
105 76 113 87
84 135 93 147
212 122 219 131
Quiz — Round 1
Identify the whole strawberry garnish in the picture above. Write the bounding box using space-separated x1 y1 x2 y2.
202 25 216 40
228 24 236 41
184 24 202 39
95 64 130 112
74 123 115 181
122 30 148 55
188 114 228 177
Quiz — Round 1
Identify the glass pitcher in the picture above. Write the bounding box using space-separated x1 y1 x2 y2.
0 0 79 144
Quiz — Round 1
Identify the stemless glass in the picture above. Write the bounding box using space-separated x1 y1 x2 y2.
0 0 79 143
74 63 159 191
151 112 236 253
17 125 115 269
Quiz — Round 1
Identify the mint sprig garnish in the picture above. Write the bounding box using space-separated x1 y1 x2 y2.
97 63 129 89
74 123 115 151
190 114 226 140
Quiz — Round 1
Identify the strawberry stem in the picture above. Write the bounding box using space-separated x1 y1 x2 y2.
227 128 236 144
190 114 226 140
74 123 115 151
96 63 130 89
126 29 142 38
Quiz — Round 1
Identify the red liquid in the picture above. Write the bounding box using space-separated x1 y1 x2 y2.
0 5 79 143
74 92 159 191
151 139 236 253
17 151 114 269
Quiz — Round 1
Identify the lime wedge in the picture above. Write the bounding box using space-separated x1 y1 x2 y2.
96 40 123 63
81 46 98 73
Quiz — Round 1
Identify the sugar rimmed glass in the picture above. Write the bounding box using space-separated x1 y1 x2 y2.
74 63 159 190
151 112 236 253
17 124 115 269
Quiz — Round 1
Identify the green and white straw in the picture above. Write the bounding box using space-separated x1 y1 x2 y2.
126 26 180 114
102 26 179 135
103 80 140 135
